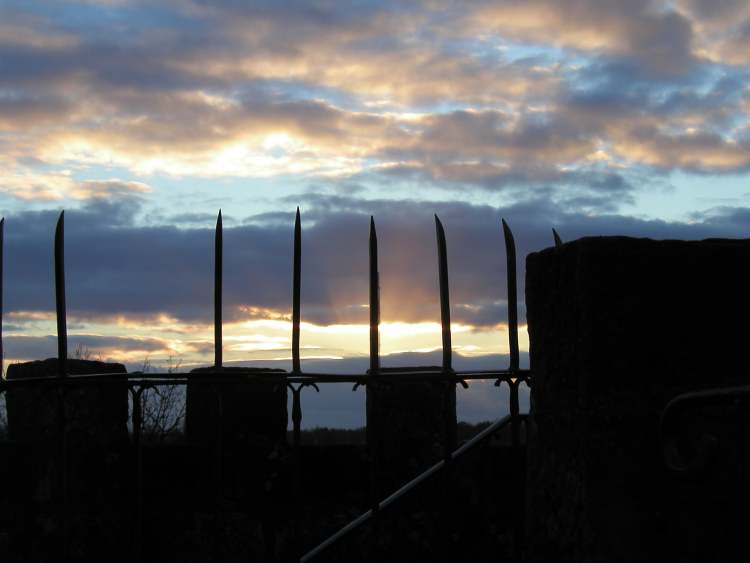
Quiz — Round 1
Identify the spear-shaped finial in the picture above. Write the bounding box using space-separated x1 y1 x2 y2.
502 218 519 374
553 228 563 248
214 210 223 368
435 215 452 372
292 207 301 373
369 216 380 372
0 217 4 378
55 211 67 377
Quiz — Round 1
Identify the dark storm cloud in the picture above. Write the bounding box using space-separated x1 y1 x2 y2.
3 194 750 333
0 1 749 326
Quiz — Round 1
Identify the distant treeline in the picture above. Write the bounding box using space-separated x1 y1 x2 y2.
292 420 493 446
0 410 493 446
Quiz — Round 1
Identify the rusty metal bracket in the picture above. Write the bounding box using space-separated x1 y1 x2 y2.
287 381 319 448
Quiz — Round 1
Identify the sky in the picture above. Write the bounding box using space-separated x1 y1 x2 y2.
2 1 750 423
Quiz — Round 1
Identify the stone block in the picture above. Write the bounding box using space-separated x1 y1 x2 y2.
5 358 130 562
5 358 129 504
525 237 750 563
367 372 456 494
185 367 288 504
185 367 288 451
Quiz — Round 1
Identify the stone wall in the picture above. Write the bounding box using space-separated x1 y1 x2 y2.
185 367 288 505
5 358 129 562
185 367 287 448
525 237 750 563
367 371 457 496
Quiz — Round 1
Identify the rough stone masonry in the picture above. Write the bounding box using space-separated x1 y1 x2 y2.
524 237 750 563
5 358 129 562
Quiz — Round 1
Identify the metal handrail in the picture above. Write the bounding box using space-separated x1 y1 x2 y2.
300 413 526 562
661 384 750 471
0 368 530 388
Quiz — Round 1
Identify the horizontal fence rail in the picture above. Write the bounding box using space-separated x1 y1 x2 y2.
0 209 551 562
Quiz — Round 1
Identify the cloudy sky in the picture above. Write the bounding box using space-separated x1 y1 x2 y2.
2 0 750 385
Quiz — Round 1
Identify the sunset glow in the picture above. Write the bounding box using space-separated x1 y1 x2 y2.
1 0 750 373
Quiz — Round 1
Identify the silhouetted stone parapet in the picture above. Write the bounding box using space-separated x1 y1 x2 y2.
185 367 288 504
6 358 129 503
367 371 457 494
186 367 287 449
5 358 129 562
525 237 750 563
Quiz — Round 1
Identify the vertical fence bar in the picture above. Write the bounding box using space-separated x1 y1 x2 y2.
131 386 145 563
0 217 4 378
290 208 303 556
369 217 380 372
214 210 223 368
435 215 452 372
502 219 519 375
291 386 302 448
368 217 381 523
212 213 225 554
553 228 563 248
54 211 69 562
435 215 456 469
55 211 67 377
213 387 224 499
502 219 520 439
292 208 301 373
502 218 523 562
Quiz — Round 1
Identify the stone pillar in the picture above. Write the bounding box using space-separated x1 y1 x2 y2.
5 358 129 561
185 367 288 501
367 370 457 495
525 237 750 563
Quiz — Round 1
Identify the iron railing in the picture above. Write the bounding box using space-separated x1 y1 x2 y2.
300 412 529 562
0 209 549 561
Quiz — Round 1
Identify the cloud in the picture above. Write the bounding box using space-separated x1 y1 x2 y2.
468 0 696 76
3 194 750 337
72 180 151 200
677 0 750 65
3 333 171 363
1 0 747 199
0 170 153 201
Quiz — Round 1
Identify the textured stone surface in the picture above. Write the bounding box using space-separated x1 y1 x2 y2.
6 358 129 502
185 367 287 450
4 358 129 562
186 367 288 504
367 373 457 495
525 237 750 563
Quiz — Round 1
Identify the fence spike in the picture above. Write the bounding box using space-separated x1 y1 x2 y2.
553 228 563 248
369 216 380 372
0 217 4 378
502 218 519 374
214 210 223 368
292 207 301 373
55 211 67 377
435 215 452 372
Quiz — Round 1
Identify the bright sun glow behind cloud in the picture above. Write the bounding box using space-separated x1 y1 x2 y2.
2 0 750 374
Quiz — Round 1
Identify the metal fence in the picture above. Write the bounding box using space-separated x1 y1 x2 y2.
0 209 539 562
